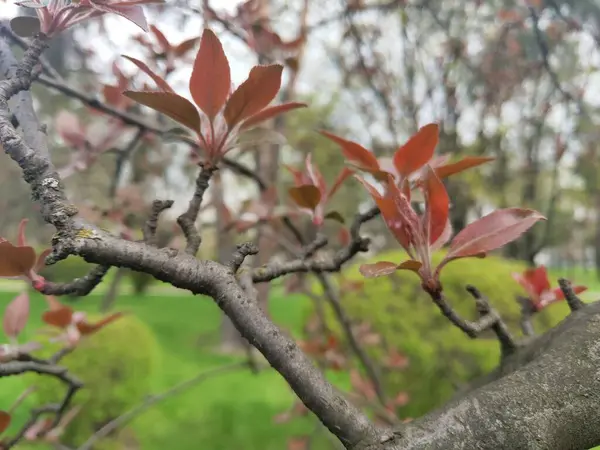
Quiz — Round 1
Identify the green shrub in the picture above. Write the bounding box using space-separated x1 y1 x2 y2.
38 256 95 284
127 269 156 295
313 250 571 419
30 314 160 448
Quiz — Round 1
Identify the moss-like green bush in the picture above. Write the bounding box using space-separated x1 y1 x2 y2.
127 269 156 295
31 314 160 448
314 251 571 419
39 256 95 284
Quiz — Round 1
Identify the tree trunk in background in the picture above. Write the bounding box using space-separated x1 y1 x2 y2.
215 172 247 352
594 192 600 280
100 267 126 312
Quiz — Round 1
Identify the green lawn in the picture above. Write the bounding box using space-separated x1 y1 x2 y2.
0 286 346 449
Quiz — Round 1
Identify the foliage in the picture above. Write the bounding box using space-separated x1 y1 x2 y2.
315 251 572 418
38 255 96 284
127 269 157 295
30 314 160 447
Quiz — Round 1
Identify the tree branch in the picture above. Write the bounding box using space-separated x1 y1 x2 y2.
177 164 216 255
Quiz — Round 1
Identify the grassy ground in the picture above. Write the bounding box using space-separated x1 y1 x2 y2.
0 285 346 449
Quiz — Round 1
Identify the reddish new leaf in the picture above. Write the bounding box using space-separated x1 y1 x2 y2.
42 306 73 329
435 156 495 179
289 185 321 210
393 123 439 177
0 411 10 435
446 208 545 260
240 102 307 130
77 312 124 335
397 260 422 272
359 261 399 278
149 25 170 52
423 167 449 245
328 167 353 199
554 285 587 301
224 65 283 127
174 37 200 57
0 242 36 277
189 29 231 120
122 55 174 92
3 292 30 338
123 91 200 133
320 131 380 171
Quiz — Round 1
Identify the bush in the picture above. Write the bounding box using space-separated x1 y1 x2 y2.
313 251 572 419
30 314 160 448
127 269 157 295
38 255 95 284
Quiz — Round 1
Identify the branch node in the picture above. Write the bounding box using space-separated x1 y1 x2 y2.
229 242 259 273
558 278 585 312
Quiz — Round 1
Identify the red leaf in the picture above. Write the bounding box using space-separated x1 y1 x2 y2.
35 248 52 273
422 166 449 245
240 102 307 130
287 437 308 450
288 185 321 210
0 242 36 277
320 131 380 171
355 175 413 251
42 306 73 329
3 292 30 338
16 218 28 246
174 37 200 57
304 154 327 197
149 25 171 52
359 261 399 278
397 260 422 272
0 411 10 435
224 65 283 127
393 123 439 177
434 156 495 179
123 91 200 133
328 167 353 199
445 208 545 261
77 312 124 335
189 29 231 120
553 285 587 301
122 55 174 92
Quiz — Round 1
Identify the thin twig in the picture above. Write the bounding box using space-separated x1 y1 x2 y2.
558 278 585 312
76 362 248 450
177 164 217 255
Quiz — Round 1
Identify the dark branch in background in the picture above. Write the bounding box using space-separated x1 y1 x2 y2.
516 295 536 337
77 362 248 450
251 206 377 283
177 164 217 255
143 199 174 245
558 278 585 311
317 272 387 405
38 264 110 296
110 128 145 198
1 359 82 449
526 4 587 116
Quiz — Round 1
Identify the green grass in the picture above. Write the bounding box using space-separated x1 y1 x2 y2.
0 287 345 450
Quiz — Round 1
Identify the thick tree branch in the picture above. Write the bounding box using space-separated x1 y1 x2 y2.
389 301 600 450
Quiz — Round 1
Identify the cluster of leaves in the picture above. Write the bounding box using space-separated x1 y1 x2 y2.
512 265 587 311
313 124 545 293
122 28 306 165
11 0 162 38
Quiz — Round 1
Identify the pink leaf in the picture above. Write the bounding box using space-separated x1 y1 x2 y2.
359 261 399 278
445 208 545 261
3 292 30 338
